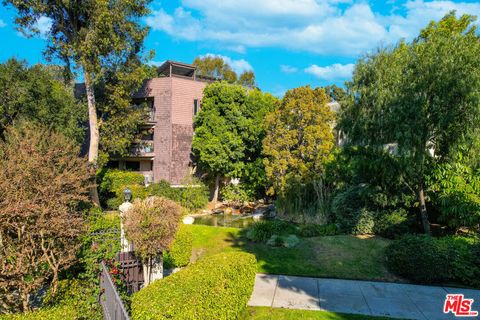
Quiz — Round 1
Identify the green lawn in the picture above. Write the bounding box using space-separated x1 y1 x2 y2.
244 307 398 320
187 224 398 281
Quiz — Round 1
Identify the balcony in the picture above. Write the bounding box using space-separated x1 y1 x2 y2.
129 141 154 157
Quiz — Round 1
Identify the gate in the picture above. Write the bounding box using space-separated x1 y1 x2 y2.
117 251 144 294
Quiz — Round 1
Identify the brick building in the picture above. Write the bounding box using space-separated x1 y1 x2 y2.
113 61 210 185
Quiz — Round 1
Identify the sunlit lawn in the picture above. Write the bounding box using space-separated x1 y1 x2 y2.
244 307 401 320
187 224 398 281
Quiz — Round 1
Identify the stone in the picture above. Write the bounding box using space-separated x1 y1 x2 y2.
182 216 195 225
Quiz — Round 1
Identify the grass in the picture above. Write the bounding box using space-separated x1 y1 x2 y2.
187 224 398 281
244 307 398 320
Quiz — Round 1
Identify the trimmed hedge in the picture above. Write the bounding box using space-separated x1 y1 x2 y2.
244 220 297 242
0 305 80 320
386 235 480 287
164 226 193 268
132 252 257 320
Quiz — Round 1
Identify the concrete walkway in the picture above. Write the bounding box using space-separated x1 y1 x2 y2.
248 274 480 319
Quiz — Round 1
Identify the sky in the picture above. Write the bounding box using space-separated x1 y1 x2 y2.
1 1 480 96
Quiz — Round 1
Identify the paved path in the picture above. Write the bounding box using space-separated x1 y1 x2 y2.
248 274 480 319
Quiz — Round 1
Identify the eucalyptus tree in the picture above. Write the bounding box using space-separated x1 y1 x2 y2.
339 13 480 233
4 0 152 205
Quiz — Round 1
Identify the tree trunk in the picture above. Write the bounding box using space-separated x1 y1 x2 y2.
418 184 431 234
212 175 220 203
83 69 101 206
21 292 29 312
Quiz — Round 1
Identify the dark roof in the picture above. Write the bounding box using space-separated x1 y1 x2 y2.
157 60 196 77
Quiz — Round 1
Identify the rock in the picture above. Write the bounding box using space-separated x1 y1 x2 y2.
252 213 263 221
224 207 233 214
183 216 195 225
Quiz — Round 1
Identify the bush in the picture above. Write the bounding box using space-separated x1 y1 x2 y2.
298 223 337 237
244 220 297 242
283 234 300 248
221 183 252 203
386 235 480 286
373 209 411 239
132 252 257 320
99 169 145 208
164 226 193 268
266 234 283 247
147 178 209 211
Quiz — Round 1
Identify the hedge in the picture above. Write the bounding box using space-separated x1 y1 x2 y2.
386 234 480 287
132 252 257 320
164 226 193 268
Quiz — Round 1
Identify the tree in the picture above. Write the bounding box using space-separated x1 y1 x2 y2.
123 197 183 286
323 84 347 103
193 56 256 87
263 86 335 196
0 59 86 143
192 82 276 202
0 123 90 312
339 12 480 233
5 0 152 205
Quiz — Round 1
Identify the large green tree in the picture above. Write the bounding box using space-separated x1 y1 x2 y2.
192 82 276 202
0 59 86 143
263 86 335 195
4 0 152 205
339 13 480 233
193 56 256 88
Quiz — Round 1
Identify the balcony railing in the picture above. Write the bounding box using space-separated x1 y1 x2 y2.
130 141 154 156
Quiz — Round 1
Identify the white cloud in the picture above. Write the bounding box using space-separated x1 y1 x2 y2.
305 63 354 80
280 65 298 73
146 0 480 57
202 53 253 74
0 19 6 28
35 16 52 37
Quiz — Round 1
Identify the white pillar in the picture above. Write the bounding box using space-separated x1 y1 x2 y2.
119 201 133 252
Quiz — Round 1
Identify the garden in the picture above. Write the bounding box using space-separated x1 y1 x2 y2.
0 5 480 320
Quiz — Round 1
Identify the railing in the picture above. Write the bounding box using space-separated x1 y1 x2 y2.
100 261 130 320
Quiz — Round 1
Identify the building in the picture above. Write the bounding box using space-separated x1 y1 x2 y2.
112 61 210 185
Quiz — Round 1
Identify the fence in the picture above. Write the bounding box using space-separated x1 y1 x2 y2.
100 261 130 320
117 251 144 294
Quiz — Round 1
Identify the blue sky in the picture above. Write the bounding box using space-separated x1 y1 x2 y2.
1 1 480 96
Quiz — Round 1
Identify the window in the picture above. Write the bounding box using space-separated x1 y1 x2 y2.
193 99 199 116
125 161 140 171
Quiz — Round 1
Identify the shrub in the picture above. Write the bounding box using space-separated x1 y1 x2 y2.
164 226 193 268
373 209 411 239
147 178 209 211
283 235 300 248
99 169 146 208
221 183 252 203
132 252 257 320
298 223 337 237
124 197 183 285
244 220 297 242
386 235 480 286
266 234 283 247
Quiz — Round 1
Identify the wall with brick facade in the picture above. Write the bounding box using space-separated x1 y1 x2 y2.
137 76 206 185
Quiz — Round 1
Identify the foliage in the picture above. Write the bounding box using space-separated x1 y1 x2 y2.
193 82 276 201
244 220 298 243
429 160 480 229
0 59 86 143
263 86 335 195
193 56 256 87
164 226 193 268
132 252 257 320
0 304 86 320
339 13 480 232
263 86 334 221
221 183 253 203
331 185 413 238
147 178 209 211
283 235 300 248
42 279 101 319
323 84 347 103
0 124 90 312
124 197 183 261
98 169 145 207
297 224 338 238
386 235 480 286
